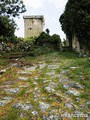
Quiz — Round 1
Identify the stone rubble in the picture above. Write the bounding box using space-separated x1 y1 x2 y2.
18 76 28 81
66 89 80 96
39 102 50 112
4 88 20 94
13 101 33 111
24 66 36 71
0 96 13 106
39 63 46 69
48 64 59 70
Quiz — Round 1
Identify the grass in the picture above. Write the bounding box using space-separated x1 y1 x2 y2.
62 56 90 109
0 57 9 66
0 108 19 120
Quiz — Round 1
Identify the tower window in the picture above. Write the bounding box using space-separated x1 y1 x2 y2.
30 28 32 30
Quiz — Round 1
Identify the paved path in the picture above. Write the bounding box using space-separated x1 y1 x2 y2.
0 57 89 120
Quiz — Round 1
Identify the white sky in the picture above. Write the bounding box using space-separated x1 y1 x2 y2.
15 0 67 40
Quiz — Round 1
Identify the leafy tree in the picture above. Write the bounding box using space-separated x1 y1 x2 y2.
0 16 16 37
0 0 26 38
45 28 50 35
0 0 26 17
51 34 62 50
59 0 90 52
35 32 50 46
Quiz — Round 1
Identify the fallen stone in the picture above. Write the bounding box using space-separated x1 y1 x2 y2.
63 84 71 89
13 101 33 111
59 78 70 83
61 70 69 74
39 63 46 69
39 102 50 112
0 97 13 106
86 102 90 105
4 88 20 94
18 70 31 74
66 89 80 96
76 97 80 102
32 111 38 116
0 100 11 106
24 66 36 71
0 68 7 74
34 76 38 80
33 82 38 85
41 97 46 101
45 81 57 93
48 64 59 70
71 83 84 89
19 85 28 88
34 87 38 91
46 71 55 76
63 83 84 89
3 81 16 85
70 66 78 69
42 79 52 84
11 63 18 67
3 96 13 100
18 76 28 81
45 86 55 93
65 102 74 109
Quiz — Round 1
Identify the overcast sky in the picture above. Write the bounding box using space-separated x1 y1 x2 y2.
15 0 68 40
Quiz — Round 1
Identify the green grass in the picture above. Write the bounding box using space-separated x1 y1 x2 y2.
0 108 19 120
19 89 26 96
0 57 9 66
64 57 90 103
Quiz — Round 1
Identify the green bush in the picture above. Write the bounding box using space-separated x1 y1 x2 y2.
35 32 50 46
35 32 62 50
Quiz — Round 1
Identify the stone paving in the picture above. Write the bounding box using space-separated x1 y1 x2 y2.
0 59 89 120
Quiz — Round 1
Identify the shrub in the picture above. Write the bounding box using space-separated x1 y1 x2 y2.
35 32 62 50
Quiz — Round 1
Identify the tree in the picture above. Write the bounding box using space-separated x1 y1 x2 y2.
0 16 16 37
59 0 90 52
45 28 50 35
0 0 26 17
0 0 26 38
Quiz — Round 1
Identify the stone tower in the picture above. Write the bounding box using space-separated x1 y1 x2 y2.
23 15 44 38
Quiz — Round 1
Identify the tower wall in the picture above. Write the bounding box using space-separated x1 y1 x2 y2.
23 15 44 38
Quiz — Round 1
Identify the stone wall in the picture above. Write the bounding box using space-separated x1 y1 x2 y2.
72 34 80 53
23 16 44 38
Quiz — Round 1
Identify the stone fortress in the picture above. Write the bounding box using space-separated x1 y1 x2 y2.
23 15 44 38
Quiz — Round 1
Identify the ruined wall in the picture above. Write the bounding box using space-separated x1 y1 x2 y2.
23 16 44 38
72 34 80 53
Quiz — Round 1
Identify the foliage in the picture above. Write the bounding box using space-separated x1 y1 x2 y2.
0 0 26 40
33 46 57 56
59 0 90 52
0 36 34 53
45 28 50 35
0 16 16 37
35 32 50 46
0 32 62 56
35 32 62 50
0 0 26 17
51 34 62 49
